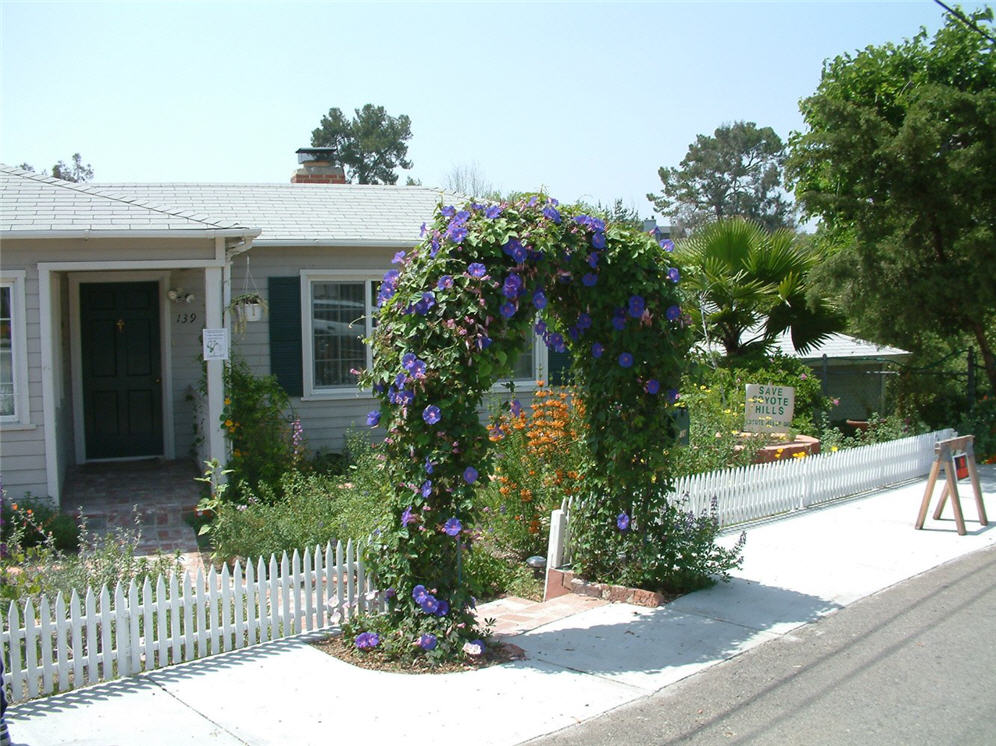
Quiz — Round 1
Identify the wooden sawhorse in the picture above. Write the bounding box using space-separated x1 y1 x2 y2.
915 435 988 536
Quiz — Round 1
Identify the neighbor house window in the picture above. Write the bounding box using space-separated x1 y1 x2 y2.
0 272 28 424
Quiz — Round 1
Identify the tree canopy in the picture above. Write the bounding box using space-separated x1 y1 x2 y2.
648 121 794 233
786 7 996 395
18 153 94 183
676 218 843 360
310 104 413 185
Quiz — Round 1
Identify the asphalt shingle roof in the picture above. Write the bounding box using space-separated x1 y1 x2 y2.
0 165 253 235
89 182 460 246
773 331 909 361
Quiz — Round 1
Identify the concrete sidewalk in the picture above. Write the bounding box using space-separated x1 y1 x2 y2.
7 466 995 746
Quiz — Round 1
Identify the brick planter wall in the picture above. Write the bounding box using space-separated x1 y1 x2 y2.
544 568 669 607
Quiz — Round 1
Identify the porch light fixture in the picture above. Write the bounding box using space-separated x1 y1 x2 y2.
167 288 195 304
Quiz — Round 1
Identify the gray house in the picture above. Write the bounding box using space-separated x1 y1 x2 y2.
0 155 552 505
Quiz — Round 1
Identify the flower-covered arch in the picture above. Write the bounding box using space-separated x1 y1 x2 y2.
358 196 691 659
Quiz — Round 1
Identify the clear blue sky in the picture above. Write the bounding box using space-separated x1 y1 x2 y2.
1 1 987 216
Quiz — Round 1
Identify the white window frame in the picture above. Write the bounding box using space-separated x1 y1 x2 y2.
0 271 30 426
301 270 380 400
300 269 547 400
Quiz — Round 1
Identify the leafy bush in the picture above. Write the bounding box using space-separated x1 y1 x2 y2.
957 397 996 462
1 500 181 604
207 433 392 562
1 495 79 552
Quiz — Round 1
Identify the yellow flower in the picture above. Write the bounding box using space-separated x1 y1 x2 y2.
831 446 839 452
225 419 234 428
224 398 231 405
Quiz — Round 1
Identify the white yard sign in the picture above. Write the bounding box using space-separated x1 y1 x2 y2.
202 328 230 361
744 383 795 433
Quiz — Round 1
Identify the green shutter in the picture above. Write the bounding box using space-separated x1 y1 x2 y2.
548 349 573 385
268 277 303 397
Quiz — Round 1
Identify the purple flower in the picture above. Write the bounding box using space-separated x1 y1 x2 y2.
612 315 626 331
532 290 547 310
463 466 479 484
392 250 406 264
419 595 440 614
447 223 469 243
577 313 592 330
543 205 562 224
468 262 487 278
665 305 681 321
587 252 599 268
401 506 414 527
667 267 680 283
582 273 598 287
645 379 660 395
420 222 427 237
382 269 400 286
477 336 492 350
440 205 456 218
402 353 417 371
366 410 381 427
502 273 523 299
418 633 438 651
628 295 646 318
592 342 604 359
510 399 522 417
667 388 680 403
437 275 454 290
500 302 516 319
412 584 427 602
485 205 503 219
421 291 436 310
423 405 441 425
411 359 427 379
436 599 450 616
444 517 463 536
425 457 435 474
534 320 547 335
617 512 630 531
395 372 407 388
660 238 675 252
355 632 380 650
420 480 433 498
546 332 565 352
618 352 634 368
591 232 606 250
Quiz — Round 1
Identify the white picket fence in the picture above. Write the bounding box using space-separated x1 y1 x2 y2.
1 539 376 704
549 429 956 568
679 428 955 527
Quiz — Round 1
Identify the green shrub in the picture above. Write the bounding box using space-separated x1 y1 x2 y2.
957 397 996 461
1 496 79 552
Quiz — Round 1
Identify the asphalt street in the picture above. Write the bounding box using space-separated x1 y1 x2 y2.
528 544 996 746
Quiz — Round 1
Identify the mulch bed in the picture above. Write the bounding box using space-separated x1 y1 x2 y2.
310 632 526 674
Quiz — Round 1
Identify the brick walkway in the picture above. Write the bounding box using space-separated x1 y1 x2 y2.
61 458 210 572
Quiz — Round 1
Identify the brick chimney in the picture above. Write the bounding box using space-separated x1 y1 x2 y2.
291 147 347 184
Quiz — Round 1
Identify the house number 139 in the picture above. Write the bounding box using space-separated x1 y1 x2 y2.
176 312 198 324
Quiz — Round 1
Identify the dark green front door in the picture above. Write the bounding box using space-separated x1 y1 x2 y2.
81 282 163 459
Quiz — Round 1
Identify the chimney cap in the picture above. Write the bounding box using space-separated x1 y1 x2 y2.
296 147 338 164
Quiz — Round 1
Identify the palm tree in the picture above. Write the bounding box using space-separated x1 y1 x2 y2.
676 218 844 360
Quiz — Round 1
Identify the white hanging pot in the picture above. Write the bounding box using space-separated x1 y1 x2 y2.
243 302 265 322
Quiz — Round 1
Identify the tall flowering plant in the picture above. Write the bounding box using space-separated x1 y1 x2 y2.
357 196 693 661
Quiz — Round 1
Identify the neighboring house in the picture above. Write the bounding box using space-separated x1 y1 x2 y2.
0 153 545 506
771 331 911 422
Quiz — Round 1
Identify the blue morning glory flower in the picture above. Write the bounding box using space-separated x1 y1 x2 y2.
485 205 503 219
592 342 604 358
444 518 463 536
411 359 427 378
436 599 450 616
500 302 516 319
617 512 630 531
502 273 523 299
447 224 468 243
425 457 434 474
628 295 646 318
577 313 592 330
392 250 406 264
419 594 439 614
418 634 438 651
402 353 416 370
667 388 680 402
468 263 487 278
591 232 606 250
660 238 675 252
440 205 456 218
645 379 660 395
421 480 432 498
423 405 441 424
667 267 680 283
437 275 454 290
477 336 493 350
582 273 598 287
534 320 547 335
612 315 626 331
511 399 523 417
542 205 562 224
587 253 599 268
366 410 381 427
618 352 634 368
665 305 681 321
421 291 436 310
401 506 414 527
546 332 565 352
412 584 427 602
355 632 380 650
463 466 479 484
533 290 547 310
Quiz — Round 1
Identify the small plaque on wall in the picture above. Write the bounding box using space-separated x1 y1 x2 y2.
202 328 230 361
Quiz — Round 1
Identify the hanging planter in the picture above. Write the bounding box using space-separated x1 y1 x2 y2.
227 293 268 335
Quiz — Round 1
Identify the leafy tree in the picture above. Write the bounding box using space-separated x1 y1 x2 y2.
676 218 844 360
310 104 412 184
786 7 996 396
16 153 94 182
648 121 794 233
